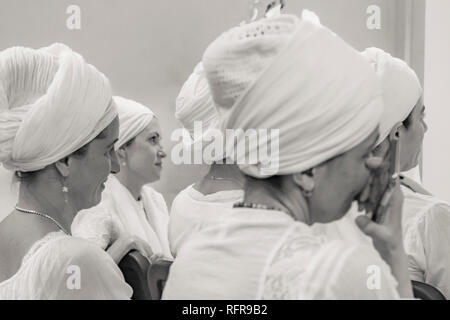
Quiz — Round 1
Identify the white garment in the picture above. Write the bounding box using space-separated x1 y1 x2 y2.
402 185 450 298
72 175 172 258
168 184 244 257
0 231 132 299
163 208 399 300
203 13 383 178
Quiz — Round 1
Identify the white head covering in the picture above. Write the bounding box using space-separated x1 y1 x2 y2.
0 43 117 172
114 96 155 149
175 62 219 140
362 47 423 145
203 12 383 178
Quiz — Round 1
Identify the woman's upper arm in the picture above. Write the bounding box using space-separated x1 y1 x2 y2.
43 238 132 300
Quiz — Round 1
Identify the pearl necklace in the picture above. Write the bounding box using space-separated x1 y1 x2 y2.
15 206 71 236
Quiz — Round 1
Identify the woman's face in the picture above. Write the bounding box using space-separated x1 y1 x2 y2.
66 117 120 211
308 129 380 223
122 118 166 184
399 100 427 171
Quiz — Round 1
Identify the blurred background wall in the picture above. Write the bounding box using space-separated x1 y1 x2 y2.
1 0 438 222
423 0 450 203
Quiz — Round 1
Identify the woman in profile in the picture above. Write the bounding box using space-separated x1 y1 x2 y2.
72 96 171 259
0 44 150 299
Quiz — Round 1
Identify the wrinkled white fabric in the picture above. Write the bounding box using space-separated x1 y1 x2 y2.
163 208 399 300
0 231 132 299
175 62 219 140
169 184 244 256
114 96 154 149
362 48 422 144
402 185 450 299
203 13 383 178
0 43 116 172
72 175 172 258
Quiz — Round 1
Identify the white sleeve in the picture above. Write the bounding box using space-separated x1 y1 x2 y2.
38 237 133 300
419 203 450 298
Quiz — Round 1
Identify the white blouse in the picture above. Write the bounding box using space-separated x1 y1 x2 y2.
168 184 244 256
163 207 399 300
402 186 450 298
0 231 132 300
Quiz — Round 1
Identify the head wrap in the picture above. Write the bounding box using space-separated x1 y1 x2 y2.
0 43 117 172
203 12 383 178
114 96 155 149
362 47 423 145
175 62 219 140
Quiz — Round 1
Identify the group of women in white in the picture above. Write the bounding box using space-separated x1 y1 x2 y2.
0 11 448 300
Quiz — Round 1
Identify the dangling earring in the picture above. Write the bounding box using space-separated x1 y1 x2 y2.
62 179 69 203
301 188 314 198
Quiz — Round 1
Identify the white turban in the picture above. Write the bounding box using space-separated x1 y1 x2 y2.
203 12 383 178
175 62 219 140
0 43 117 172
362 47 422 145
114 96 155 149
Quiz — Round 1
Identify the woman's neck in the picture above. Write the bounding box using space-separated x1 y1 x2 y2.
115 168 143 201
16 177 76 234
194 163 245 195
243 177 311 224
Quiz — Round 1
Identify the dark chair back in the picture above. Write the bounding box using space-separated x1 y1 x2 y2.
147 259 173 300
118 250 151 300
412 281 447 300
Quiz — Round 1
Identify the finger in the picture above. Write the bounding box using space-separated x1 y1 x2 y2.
365 156 384 170
355 215 382 237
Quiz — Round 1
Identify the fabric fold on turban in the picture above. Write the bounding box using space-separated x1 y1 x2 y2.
0 43 117 172
203 12 383 178
362 47 423 145
175 62 219 140
114 96 155 149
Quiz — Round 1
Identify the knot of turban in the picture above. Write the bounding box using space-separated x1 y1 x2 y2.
203 12 383 178
362 47 423 145
114 96 155 150
0 43 117 172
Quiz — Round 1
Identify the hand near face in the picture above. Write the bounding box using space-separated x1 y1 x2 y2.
355 179 404 258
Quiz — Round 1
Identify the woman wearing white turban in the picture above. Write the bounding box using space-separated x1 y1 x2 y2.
314 48 450 298
362 48 448 297
163 13 413 300
72 96 172 259
0 44 149 299
170 62 244 256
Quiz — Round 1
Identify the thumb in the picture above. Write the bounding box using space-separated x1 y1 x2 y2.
355 215 381 237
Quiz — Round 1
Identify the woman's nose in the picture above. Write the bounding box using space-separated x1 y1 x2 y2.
110 149 121 174
423 119 429 133
157 148 167 158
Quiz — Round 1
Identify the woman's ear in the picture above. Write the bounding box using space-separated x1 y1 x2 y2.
54 157 70 178
116 147 127 164
292 169 316 196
